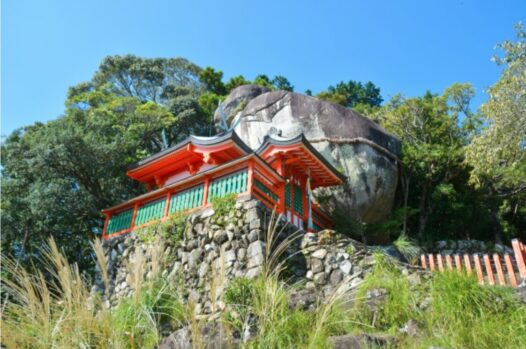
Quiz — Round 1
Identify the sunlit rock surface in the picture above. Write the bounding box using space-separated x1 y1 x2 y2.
215 85 401 225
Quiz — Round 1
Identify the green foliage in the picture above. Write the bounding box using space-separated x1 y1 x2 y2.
111 278 186 348
136 224 157 244
1 55 207 272
465 23 526 229
225 75 251 91
136 212 187 246
253 74 274 89
393 234 422 263
198 66 227 95
160 212 188 245
271 75 294 91
224 277 255 309
424 272 526 349
211 193 237 218
317 80 382 109
349 254 526 348
351 253 419 331
1 237 186 349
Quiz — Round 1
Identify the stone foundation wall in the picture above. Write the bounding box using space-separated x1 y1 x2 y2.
94 197 388 312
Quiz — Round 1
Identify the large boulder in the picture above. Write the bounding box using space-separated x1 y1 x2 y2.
215 85 401 230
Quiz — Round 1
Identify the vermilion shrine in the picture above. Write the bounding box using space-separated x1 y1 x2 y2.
101 131 345 239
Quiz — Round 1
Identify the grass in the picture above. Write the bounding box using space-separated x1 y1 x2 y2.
3 214 525 349
1 237 186 349
393 233 422 263
221 211 355 349
348 251 526 349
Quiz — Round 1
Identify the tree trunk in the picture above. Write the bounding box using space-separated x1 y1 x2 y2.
402 174 410 235
417 183 429 241
490 208 503 244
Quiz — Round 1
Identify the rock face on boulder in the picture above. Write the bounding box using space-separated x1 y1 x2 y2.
214 85 401 227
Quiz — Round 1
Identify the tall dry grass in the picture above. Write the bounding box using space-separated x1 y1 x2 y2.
1 236 185 349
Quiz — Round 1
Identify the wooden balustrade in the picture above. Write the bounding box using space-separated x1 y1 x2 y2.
420 239 526 288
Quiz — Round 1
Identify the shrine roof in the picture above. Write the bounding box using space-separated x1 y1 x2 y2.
256 134 346 187
128 131 252 171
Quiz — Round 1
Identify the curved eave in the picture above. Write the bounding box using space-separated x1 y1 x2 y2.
127 130 252 171
103 153 283 214
256 134 346 185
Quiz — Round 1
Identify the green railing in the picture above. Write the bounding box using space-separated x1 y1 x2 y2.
135 198 166 226
285 183 291 208
207 170 247 202
254 179 278 202
293 184 303 216
169 185 204 214
106 209 133 235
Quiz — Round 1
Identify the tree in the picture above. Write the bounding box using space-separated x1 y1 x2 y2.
271 75 294 91
198 66 227 95
317 80 383 109
225 75 251 91
253 74 274 89
92 55 202 103
1 56 208 271
465 23 526 242
379 90 467 241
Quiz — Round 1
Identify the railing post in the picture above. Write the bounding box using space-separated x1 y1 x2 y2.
203 177 210 205
247 161 254 195
102 213 110 239
130 202 140 230
164 193 170 218
512 239 526 279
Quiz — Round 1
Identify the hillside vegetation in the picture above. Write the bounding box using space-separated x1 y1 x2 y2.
2 25 525 273
2 224 525 348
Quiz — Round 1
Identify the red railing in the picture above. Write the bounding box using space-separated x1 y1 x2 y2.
420 239 526 288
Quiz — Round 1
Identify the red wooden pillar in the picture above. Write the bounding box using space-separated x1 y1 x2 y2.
203 177 210 205
275 153 286 214
102 213 110 239
163 193 171 218
130 202 140 230
247 161 254 195
301 176 308 222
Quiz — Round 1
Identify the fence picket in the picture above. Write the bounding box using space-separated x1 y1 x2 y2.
512 239 526 279
454 255 462 271
421 255 427 269
473 255 484 285
493 254 506 286
445 255 453 270
420 240 524 288
483 254 495 285
437 255 444 272
504 254 518 288
463 254 472 275
428 254 435 271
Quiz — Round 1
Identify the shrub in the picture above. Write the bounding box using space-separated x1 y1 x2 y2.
350 252 421 332
136 224 157 243
393 233 422 263
211 193 237 219
136 212 187 246
159 212 187 246
422 271 526 349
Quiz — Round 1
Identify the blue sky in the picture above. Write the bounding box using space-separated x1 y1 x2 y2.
2 0 524 136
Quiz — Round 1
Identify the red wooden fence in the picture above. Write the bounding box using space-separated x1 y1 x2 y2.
420 239 526 288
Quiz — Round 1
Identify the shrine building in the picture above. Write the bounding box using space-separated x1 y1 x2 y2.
101 131 345 239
